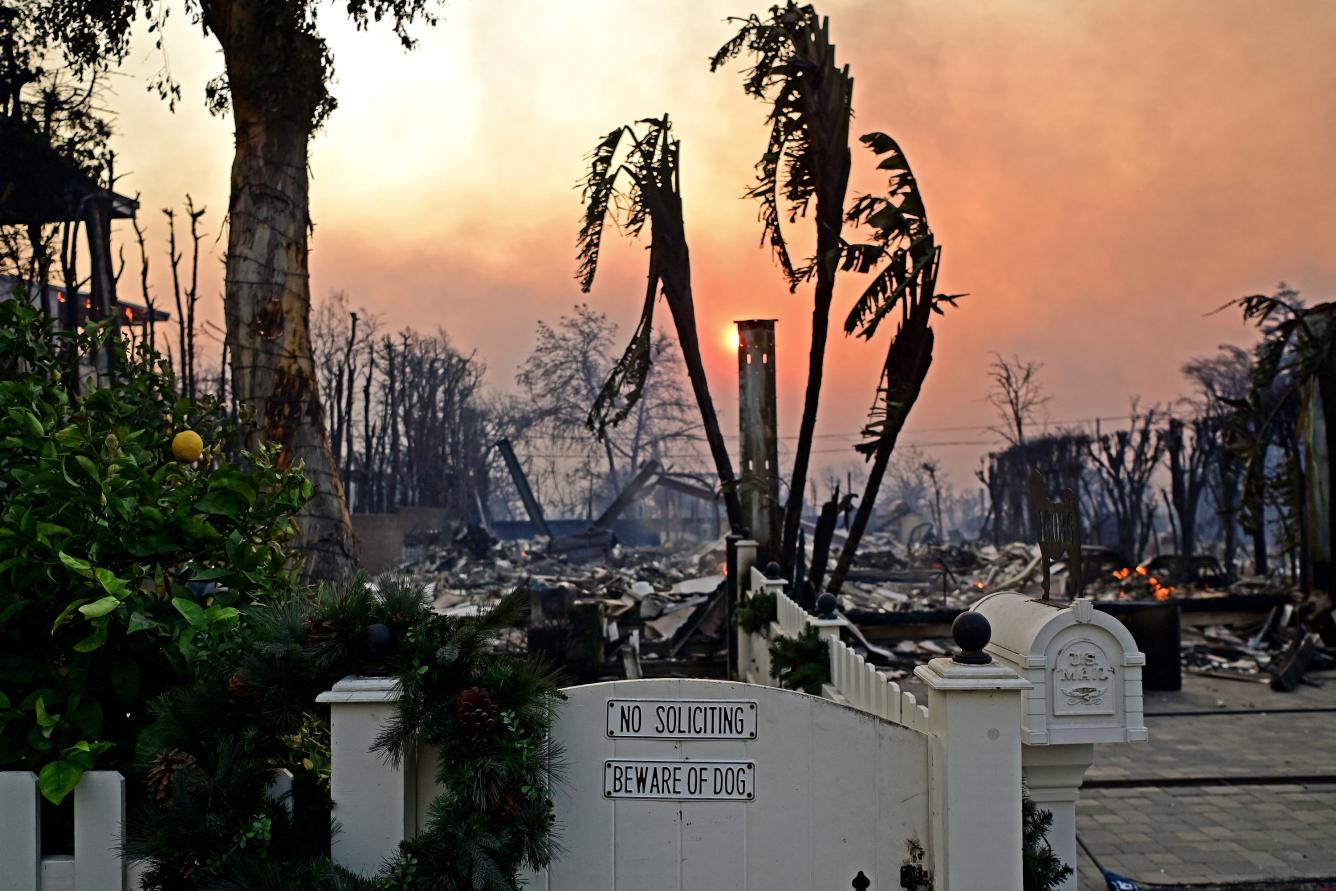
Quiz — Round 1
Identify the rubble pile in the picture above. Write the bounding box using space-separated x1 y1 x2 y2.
392 526 733 679
388 523 1334 691
1183 604 1336 690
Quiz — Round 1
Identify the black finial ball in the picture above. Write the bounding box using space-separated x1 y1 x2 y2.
361 623 395 676
764 561 783 580
951 611 992 665
816 591 838 618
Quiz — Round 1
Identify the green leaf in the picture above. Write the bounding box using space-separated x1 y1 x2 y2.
35 522 70 545
126 612 157 635
73 618 109 653
0 691 9 709
179 515 221 545
35 695 60 731
203 605 239 624
58 551 93 577
78 596 121 618
136 505 165 525
93 567 129 597
195 490 245 518
172 597 207 627
39 759 83 804
51 597 92 631
207 469 258 507
9 408 44 438
74 455 101 483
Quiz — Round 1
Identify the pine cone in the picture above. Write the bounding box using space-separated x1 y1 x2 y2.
455 686 498 740
146 749 197 806
489 788 525 821
389 611 412 633
227 673 252 700
305 617 337 645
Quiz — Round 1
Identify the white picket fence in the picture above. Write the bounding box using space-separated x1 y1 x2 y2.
0 770 142 891
0 768 291 890
742 565 929 733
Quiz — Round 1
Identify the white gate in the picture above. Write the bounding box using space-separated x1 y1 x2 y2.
521 678 929 891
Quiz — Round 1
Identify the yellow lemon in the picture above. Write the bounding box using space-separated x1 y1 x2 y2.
171 430 204 463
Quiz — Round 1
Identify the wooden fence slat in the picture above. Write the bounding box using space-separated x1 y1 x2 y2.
0 771 40 891
74 770 124 890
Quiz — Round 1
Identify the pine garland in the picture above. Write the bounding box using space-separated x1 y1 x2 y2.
768 626 831 695
374 584 565 889
737 589 778 636
126 576 563 890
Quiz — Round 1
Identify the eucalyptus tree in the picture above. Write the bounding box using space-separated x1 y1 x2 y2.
575 115 744 531
711 1 854 572
30 0 442 578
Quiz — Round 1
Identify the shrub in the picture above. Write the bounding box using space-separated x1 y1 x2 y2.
768 625 831 695
0 300 312 802
737 588 777 635
1023 795 1074 891
128 577 564 890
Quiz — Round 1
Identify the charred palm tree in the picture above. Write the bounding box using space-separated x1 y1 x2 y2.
711 2 854 573
576 115 744 531
825 133 958 595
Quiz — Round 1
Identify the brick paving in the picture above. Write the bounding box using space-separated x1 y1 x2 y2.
1073 670 1336 889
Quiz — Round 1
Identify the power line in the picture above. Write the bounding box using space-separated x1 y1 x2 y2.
514 439 999 461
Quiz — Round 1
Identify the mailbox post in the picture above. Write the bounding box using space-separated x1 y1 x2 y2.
972 593 1148 891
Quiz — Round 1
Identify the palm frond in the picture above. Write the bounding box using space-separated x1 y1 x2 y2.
576 127 628 292
713 2 852 291
843 131 938 338
857 249 940 455
586 271 657 439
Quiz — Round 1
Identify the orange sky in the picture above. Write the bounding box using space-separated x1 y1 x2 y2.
101 0 1336 485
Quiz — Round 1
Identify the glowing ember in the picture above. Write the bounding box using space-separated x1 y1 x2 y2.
1111 566 1175 600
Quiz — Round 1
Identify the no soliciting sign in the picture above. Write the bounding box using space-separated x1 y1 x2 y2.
606 699 757 739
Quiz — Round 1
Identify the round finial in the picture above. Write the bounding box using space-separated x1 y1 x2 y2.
764 561 783 580
951 611 992 664
816 591 838 618
852 871 871 891
361 623 396 676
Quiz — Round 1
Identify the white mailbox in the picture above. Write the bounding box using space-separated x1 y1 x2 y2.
972 592 1148 746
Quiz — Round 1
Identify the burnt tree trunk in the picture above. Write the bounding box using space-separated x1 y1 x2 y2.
210 0 356 579
779 63 853 577
1249 447 1269 575
827 292 935 595
654 179 745 533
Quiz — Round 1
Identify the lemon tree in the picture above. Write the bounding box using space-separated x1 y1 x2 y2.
0 301 312 802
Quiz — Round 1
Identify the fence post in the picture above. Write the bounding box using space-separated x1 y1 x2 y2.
914 613 1031 890
317 676 415 876
1022 744 1094 891
735 539 759 591
0 771 40 890
74 770 125 890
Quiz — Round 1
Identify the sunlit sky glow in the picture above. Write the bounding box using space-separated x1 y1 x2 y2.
100 0 1336 484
